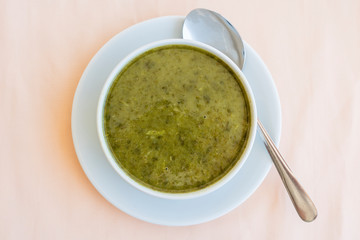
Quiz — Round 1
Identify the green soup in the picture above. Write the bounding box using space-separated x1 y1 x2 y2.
104 45 251 193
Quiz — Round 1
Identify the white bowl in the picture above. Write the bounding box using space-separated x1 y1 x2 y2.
97 39 257 199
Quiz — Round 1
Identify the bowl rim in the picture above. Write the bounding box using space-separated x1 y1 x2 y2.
96 38 257 200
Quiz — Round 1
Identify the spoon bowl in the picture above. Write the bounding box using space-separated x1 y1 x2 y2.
183 10 245 69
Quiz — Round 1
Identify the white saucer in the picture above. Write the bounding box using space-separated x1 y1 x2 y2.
71 16 281 226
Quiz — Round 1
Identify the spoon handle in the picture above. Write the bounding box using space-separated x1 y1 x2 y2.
257 120 317 222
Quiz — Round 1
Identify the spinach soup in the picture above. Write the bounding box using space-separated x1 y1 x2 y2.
103 45 252 193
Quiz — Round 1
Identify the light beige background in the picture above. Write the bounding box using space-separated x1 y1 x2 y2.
1 0 359 239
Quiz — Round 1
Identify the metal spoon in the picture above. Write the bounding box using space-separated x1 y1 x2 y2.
183 8 317 222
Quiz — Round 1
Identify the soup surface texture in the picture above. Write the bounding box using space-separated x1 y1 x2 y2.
104 45 251 193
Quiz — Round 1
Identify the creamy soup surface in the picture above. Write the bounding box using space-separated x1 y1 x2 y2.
104 45 251 192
